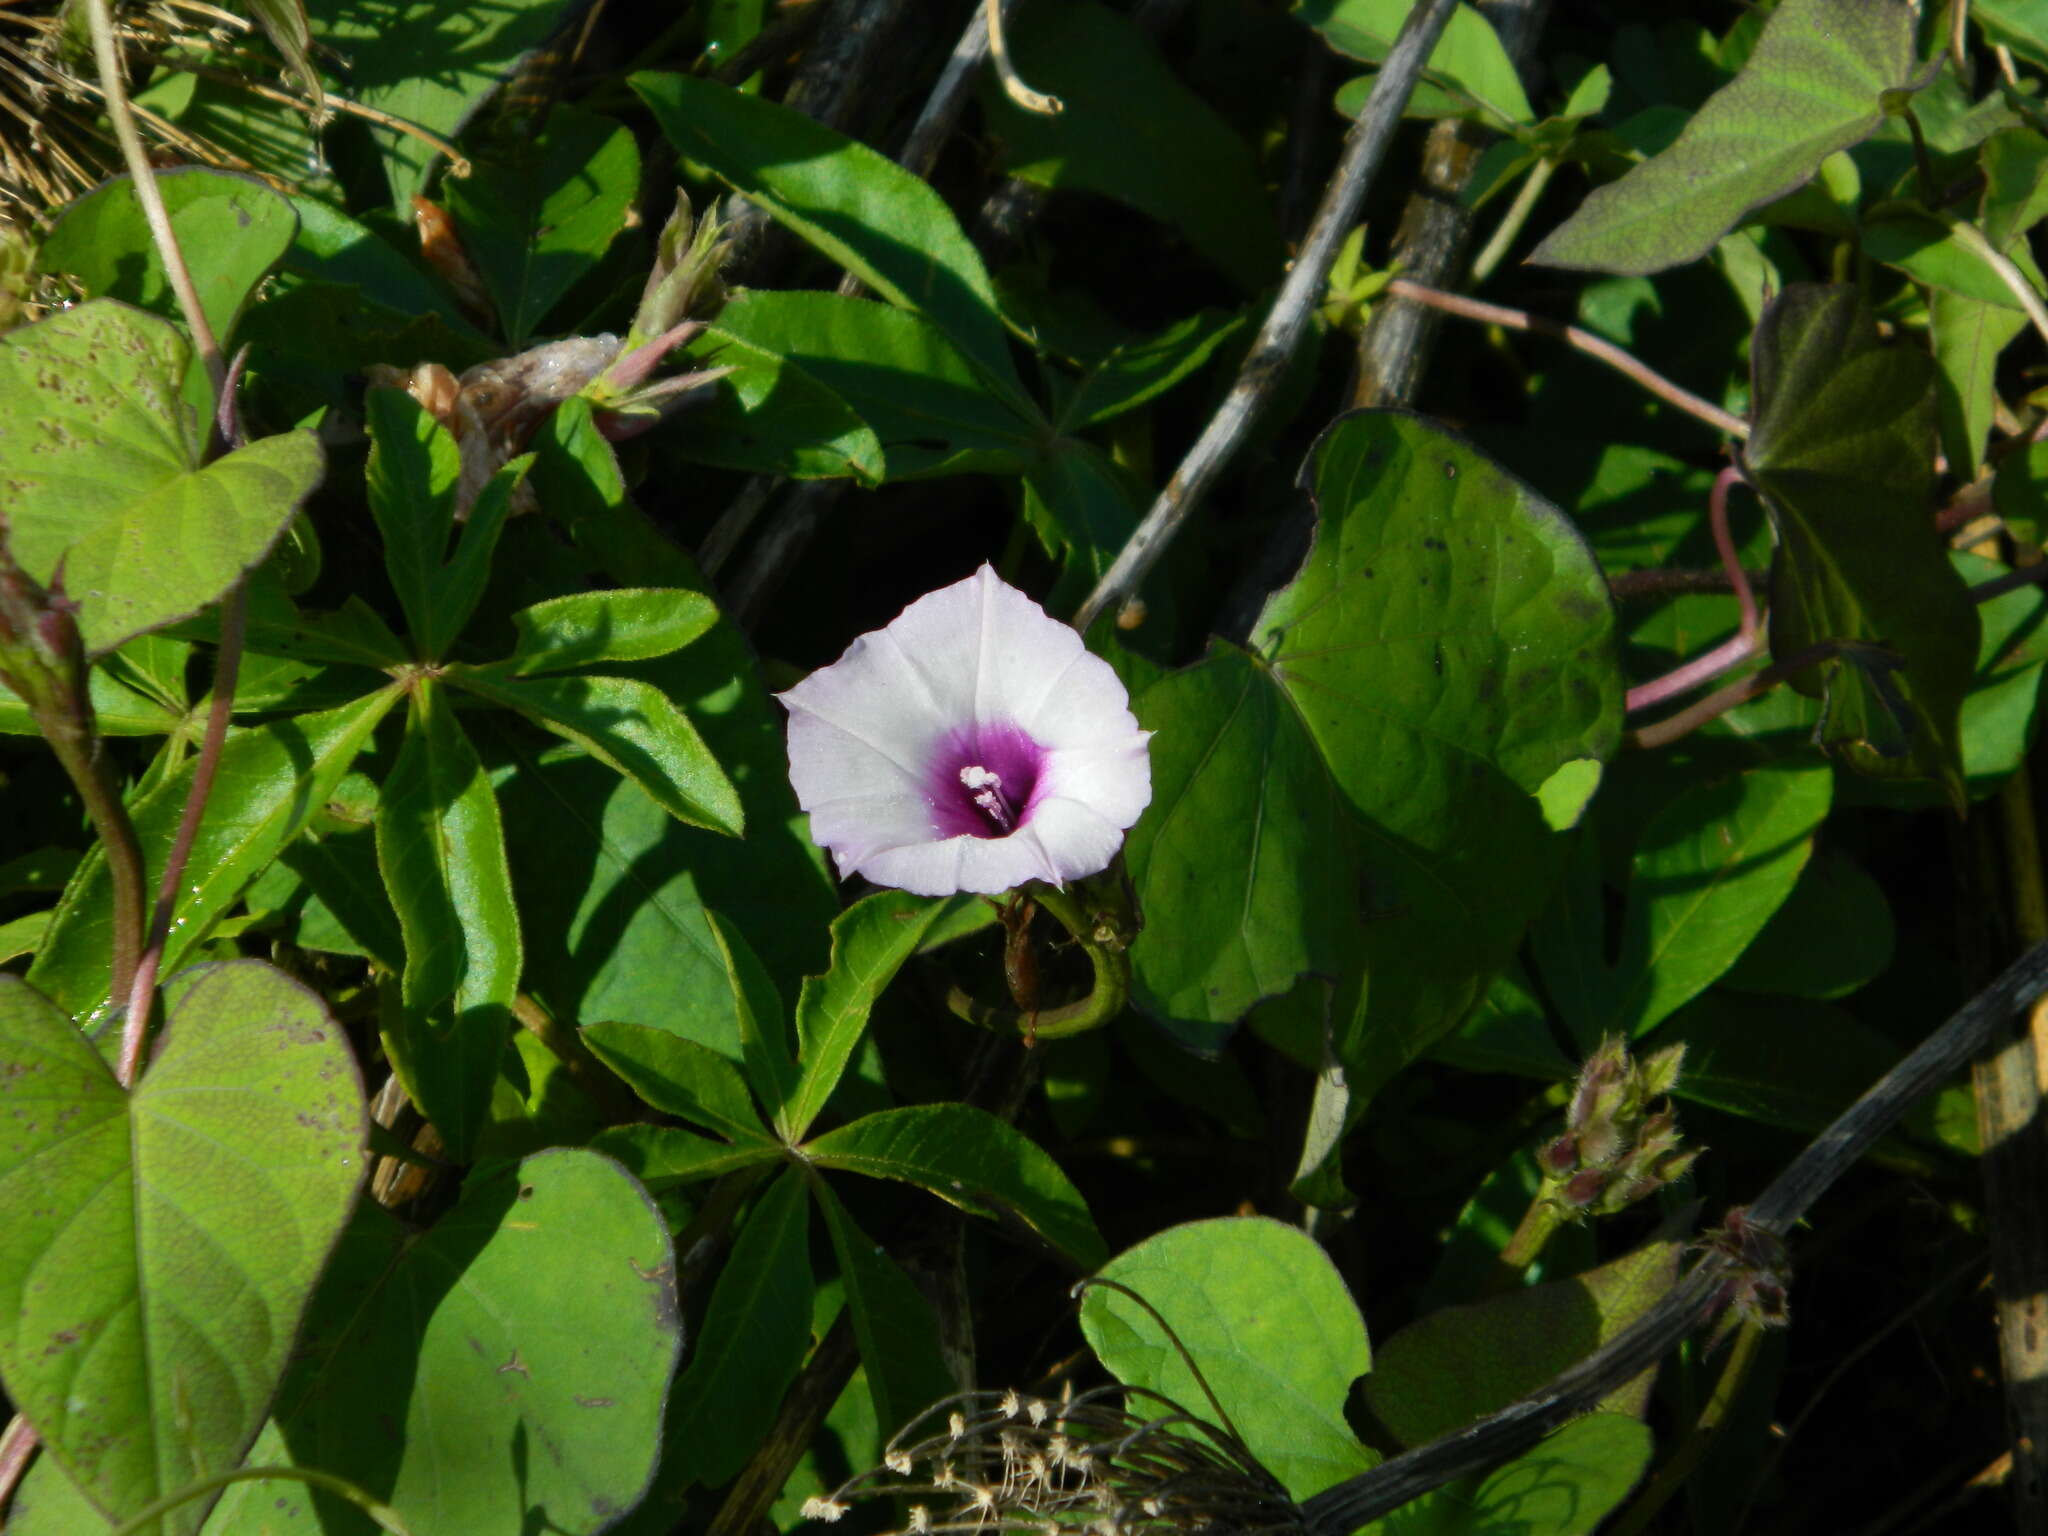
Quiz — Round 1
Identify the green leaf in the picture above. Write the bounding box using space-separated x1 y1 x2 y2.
1529 0 1918 275
632 71 1032 407
785 891 946 1142
1720 848 1894 999
1975 0 2048 69
442 109 640 345
0 302 324 658
448 668 744 836
28 690 400 1019
1530 759 1832 1047
1930 288 2028 484
1054 308 1248 433
1126 645 1355 1048
1080 1217 1374 1499
666 1165 814 1488
985 2 1284 292
660 326 887 483
1384 1415 1652 1536
1364 1235 1681 1448
1023 439 1146 610
589 1122 783 1189
1861 206 2047 310
1925 129 2048 479
40 169 297 353
0 961 363 1535
282 195 481 334
1300 0 1534 129
310 0 584 210
1745 285 1976 805
814 1181 955 1442
1654 990 1904 1135
1133 411 1622 1092
503 589 721 674
0 668 181 737
363 389 525 660
806 1103 1105 1267
707 290 1041 480
250 1149 677 1533
376 679 522 1162
584 1019 776 1142
706 909 798 1133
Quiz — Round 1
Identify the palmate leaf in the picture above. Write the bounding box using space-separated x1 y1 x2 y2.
631 73 1035 413
376 678 522 1162
1743 284 1975 806
441 109 641 346
307 0 583 210
0 962 363 1536
1530 0 1918 275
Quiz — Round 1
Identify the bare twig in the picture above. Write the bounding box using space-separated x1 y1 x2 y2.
1350 0 1549 405
895 2 1001 179
1299 938 2048 1534
1384 279 1752 440
1072 0 1464 632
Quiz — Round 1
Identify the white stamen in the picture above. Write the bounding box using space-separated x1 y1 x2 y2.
961 765 1014 832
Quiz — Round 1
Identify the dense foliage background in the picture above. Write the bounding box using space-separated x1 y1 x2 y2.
1 0 2045 1532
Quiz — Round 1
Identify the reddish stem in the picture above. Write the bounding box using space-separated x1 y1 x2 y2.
117 582 247 1087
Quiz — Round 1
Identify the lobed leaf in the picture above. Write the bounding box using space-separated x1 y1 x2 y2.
633 72 1033 409
442 109 640 345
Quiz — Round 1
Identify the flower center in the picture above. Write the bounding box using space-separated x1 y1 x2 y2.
928 722 1045 841
959 765 1016 833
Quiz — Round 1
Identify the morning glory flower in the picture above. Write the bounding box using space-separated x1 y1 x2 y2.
779 565 1152 898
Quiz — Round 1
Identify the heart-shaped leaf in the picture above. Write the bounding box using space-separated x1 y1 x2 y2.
0 302 323 657
0 960 364 1534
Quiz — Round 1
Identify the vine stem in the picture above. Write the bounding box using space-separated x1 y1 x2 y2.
118 584 249 1086
944 883 1130 1040
1383 279 1751 440
0 1415 37 1521
1627 640 1843 752
1072 0 1464 632
1624 465 1761 715
84 0 227 406
1468 155 1556 286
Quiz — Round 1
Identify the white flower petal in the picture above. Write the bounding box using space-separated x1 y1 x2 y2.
1038 738 1152 832
778 564 1153 898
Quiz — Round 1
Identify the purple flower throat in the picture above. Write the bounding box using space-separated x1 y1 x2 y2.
927 722 1045 840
